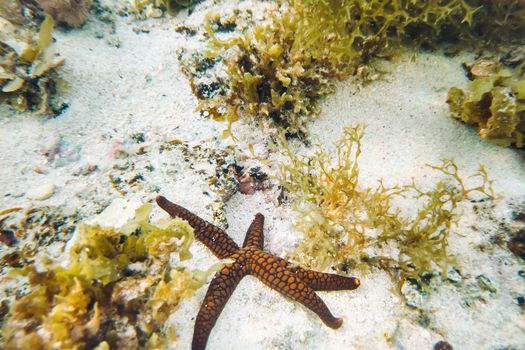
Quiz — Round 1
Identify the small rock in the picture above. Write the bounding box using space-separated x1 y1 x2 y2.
27 183 56 200
434 340 453 350
446 267 463 283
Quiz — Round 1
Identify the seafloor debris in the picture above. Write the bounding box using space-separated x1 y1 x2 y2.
508 230 525 260
0 15 66 115
277 124 494 291
447 56 525 148
159 139 244 228
0 206 78 263
0 202 220 349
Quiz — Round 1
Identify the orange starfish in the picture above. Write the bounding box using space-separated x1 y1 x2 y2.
156 196 360 350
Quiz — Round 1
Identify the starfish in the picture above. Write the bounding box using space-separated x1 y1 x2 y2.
156 196 360 350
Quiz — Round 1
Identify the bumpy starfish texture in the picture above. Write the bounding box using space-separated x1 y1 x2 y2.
156 196 360 350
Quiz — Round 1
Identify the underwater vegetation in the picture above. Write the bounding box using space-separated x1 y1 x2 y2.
125 0 199 17
1 203 220 349
0 0 92 27
447 55 525 148
277 125 494 290
0 15 67 116
185 0 525 138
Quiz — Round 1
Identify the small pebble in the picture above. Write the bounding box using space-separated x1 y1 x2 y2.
27 183 56 200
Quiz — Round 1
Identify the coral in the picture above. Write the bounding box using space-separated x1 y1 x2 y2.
447 57 525 148
0 15 66 115
35 0 93 27
1 203 217 349
277 125 494 290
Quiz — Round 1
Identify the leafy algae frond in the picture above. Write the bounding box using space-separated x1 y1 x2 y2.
277 125 494 290
0 15 66 115
1 203 219 349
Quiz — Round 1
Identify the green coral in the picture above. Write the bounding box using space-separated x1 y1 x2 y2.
447 57 525 148
277 125 494 290
1 203 218 349
0 15 66 115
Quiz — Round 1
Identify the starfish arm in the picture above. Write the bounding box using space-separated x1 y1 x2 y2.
289 266 360 291
250 251 343 329
242 213 265 249
156 196 239 259
192 258 247 350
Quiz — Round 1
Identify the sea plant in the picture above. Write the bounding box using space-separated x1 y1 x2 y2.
1 203 221 349
187 0 525 138
447 57 525 148
277 124 494 290
126 0 199 17
0 15 66 115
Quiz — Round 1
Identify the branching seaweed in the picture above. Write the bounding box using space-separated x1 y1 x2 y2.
277 125 494 291
188 0 524 138
1 203 220 349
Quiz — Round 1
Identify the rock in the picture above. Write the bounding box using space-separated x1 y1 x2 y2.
27 183 55 200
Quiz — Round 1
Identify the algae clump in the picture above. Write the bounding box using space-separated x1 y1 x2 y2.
1 202 218 349
0 15 66 115
189 0 524 138
447 57 525 148
277 125 494 290
126 0 199 17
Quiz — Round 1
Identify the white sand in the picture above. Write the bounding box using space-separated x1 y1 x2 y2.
0 1 524 349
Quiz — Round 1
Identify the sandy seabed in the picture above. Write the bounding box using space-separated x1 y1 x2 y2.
0 1 524 349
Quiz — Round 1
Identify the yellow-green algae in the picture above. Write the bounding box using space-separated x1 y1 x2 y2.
0 15 65 115
447 57 525 148
1 203 221 349
193 0 524 138
277 125 494 291
126 0 199 16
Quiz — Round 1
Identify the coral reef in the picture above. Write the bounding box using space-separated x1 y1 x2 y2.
277 125 494 290
0 203 219 349
0 15 66 115
447 56 525 148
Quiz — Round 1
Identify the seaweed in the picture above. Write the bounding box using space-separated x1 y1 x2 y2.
447 56 525 148
0 15 66 115
1 203 219 349
125 0 199 17
186 0 524 139
277 125 494 290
